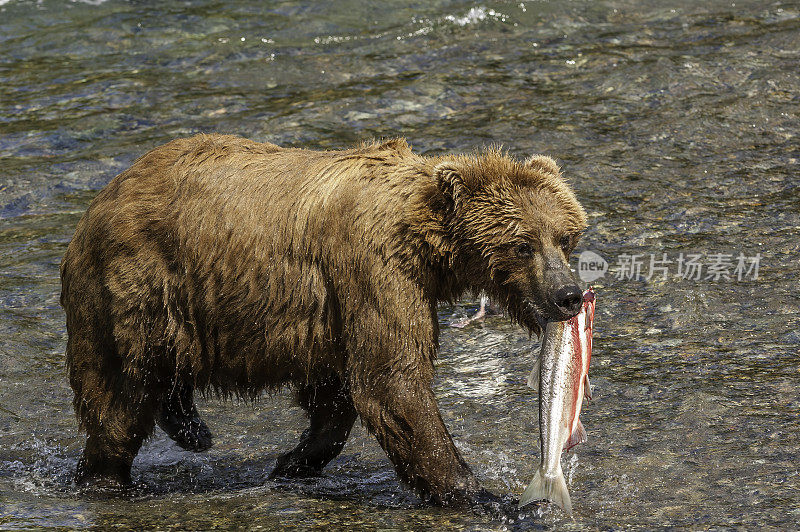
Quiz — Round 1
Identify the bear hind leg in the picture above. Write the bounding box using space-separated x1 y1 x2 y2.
270 377 357 479
72 365 163 490
157 379 213 452
68 332 166 489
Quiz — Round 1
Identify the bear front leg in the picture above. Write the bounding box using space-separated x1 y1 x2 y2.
270 377 358 479
338 281 512 511
350 377 482 506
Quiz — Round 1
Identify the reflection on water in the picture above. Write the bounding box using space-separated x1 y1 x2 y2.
1 0 798 529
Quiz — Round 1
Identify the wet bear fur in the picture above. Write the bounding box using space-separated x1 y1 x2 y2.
60 133 587 506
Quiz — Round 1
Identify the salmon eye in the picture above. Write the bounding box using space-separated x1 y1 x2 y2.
516 242 533 258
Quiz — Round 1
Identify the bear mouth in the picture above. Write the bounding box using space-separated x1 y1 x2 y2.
519 299 548 336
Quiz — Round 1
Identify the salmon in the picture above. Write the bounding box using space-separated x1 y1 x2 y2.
519 288 595 515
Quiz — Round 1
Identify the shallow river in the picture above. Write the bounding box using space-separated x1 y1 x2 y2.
1 0 798 529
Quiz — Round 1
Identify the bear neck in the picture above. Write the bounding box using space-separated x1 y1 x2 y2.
399 169 478 305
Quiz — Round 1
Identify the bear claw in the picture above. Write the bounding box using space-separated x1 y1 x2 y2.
269 455 322 479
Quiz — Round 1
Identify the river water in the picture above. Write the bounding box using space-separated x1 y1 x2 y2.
1 0 798 529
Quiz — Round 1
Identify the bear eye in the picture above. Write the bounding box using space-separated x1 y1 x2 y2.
516 242 533 258
559 235 574 253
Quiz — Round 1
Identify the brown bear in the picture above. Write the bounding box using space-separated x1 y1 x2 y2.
60 134 586 508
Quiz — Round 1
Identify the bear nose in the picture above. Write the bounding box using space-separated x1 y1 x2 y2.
553 285 583 316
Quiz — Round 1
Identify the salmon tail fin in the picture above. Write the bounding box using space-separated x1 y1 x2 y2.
584 374 592 400
564 419 587 451
527 358 541 390
519 468 573 516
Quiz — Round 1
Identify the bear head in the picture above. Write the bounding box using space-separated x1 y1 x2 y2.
432 150 588 335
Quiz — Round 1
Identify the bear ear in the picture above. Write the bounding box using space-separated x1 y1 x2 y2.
525 155 561 176
434 162 467 210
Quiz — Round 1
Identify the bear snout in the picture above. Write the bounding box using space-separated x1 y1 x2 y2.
550 284 583 319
